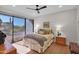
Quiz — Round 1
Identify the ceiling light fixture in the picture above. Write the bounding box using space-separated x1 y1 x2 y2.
12 5 16 7
59 5 63 8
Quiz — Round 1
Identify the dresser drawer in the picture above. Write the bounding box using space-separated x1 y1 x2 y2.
56 37 66 45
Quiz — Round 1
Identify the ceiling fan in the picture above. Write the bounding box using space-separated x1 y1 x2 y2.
26 5 47 13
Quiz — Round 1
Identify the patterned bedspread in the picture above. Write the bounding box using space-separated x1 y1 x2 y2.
24 34 47 46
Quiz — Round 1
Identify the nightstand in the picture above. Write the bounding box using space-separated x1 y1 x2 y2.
56 36 66 45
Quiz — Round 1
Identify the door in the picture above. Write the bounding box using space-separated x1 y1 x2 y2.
13 17 25 42
0 14 12 43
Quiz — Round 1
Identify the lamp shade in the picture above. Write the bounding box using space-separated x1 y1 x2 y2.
56 25 62 31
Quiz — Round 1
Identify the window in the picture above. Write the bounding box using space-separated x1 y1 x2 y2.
0 14 12 43
13 17 25 41
0 14 34 43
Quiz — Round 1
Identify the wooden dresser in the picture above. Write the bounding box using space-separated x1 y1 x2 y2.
56 36 66 45
0 43 17 54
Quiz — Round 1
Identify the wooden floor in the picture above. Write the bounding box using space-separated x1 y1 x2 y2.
28 43 70 54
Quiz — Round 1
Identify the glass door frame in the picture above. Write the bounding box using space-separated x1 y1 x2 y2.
12 16 26 43
0 13 34 43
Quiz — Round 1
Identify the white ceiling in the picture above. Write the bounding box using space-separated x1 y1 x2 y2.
0 5 77 19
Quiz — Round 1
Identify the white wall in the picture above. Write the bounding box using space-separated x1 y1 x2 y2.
34 9 77 44
77 7 79 44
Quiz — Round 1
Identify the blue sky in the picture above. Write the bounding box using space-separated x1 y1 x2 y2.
14 18 24 26
0 15 24 26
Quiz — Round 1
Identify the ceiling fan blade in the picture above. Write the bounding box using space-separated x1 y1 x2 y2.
38 6 47 10
26 8 36 10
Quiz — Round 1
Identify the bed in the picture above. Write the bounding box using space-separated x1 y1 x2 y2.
24 28 54 53
13 28 54 53
23 33 54 53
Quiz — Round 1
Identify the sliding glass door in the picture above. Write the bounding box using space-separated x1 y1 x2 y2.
0 15 12 43
13 17 25 41
0 14 34 43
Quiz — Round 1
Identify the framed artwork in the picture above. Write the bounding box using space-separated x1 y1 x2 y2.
43 22 50 28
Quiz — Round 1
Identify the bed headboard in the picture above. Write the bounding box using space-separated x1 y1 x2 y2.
38 28 53 35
